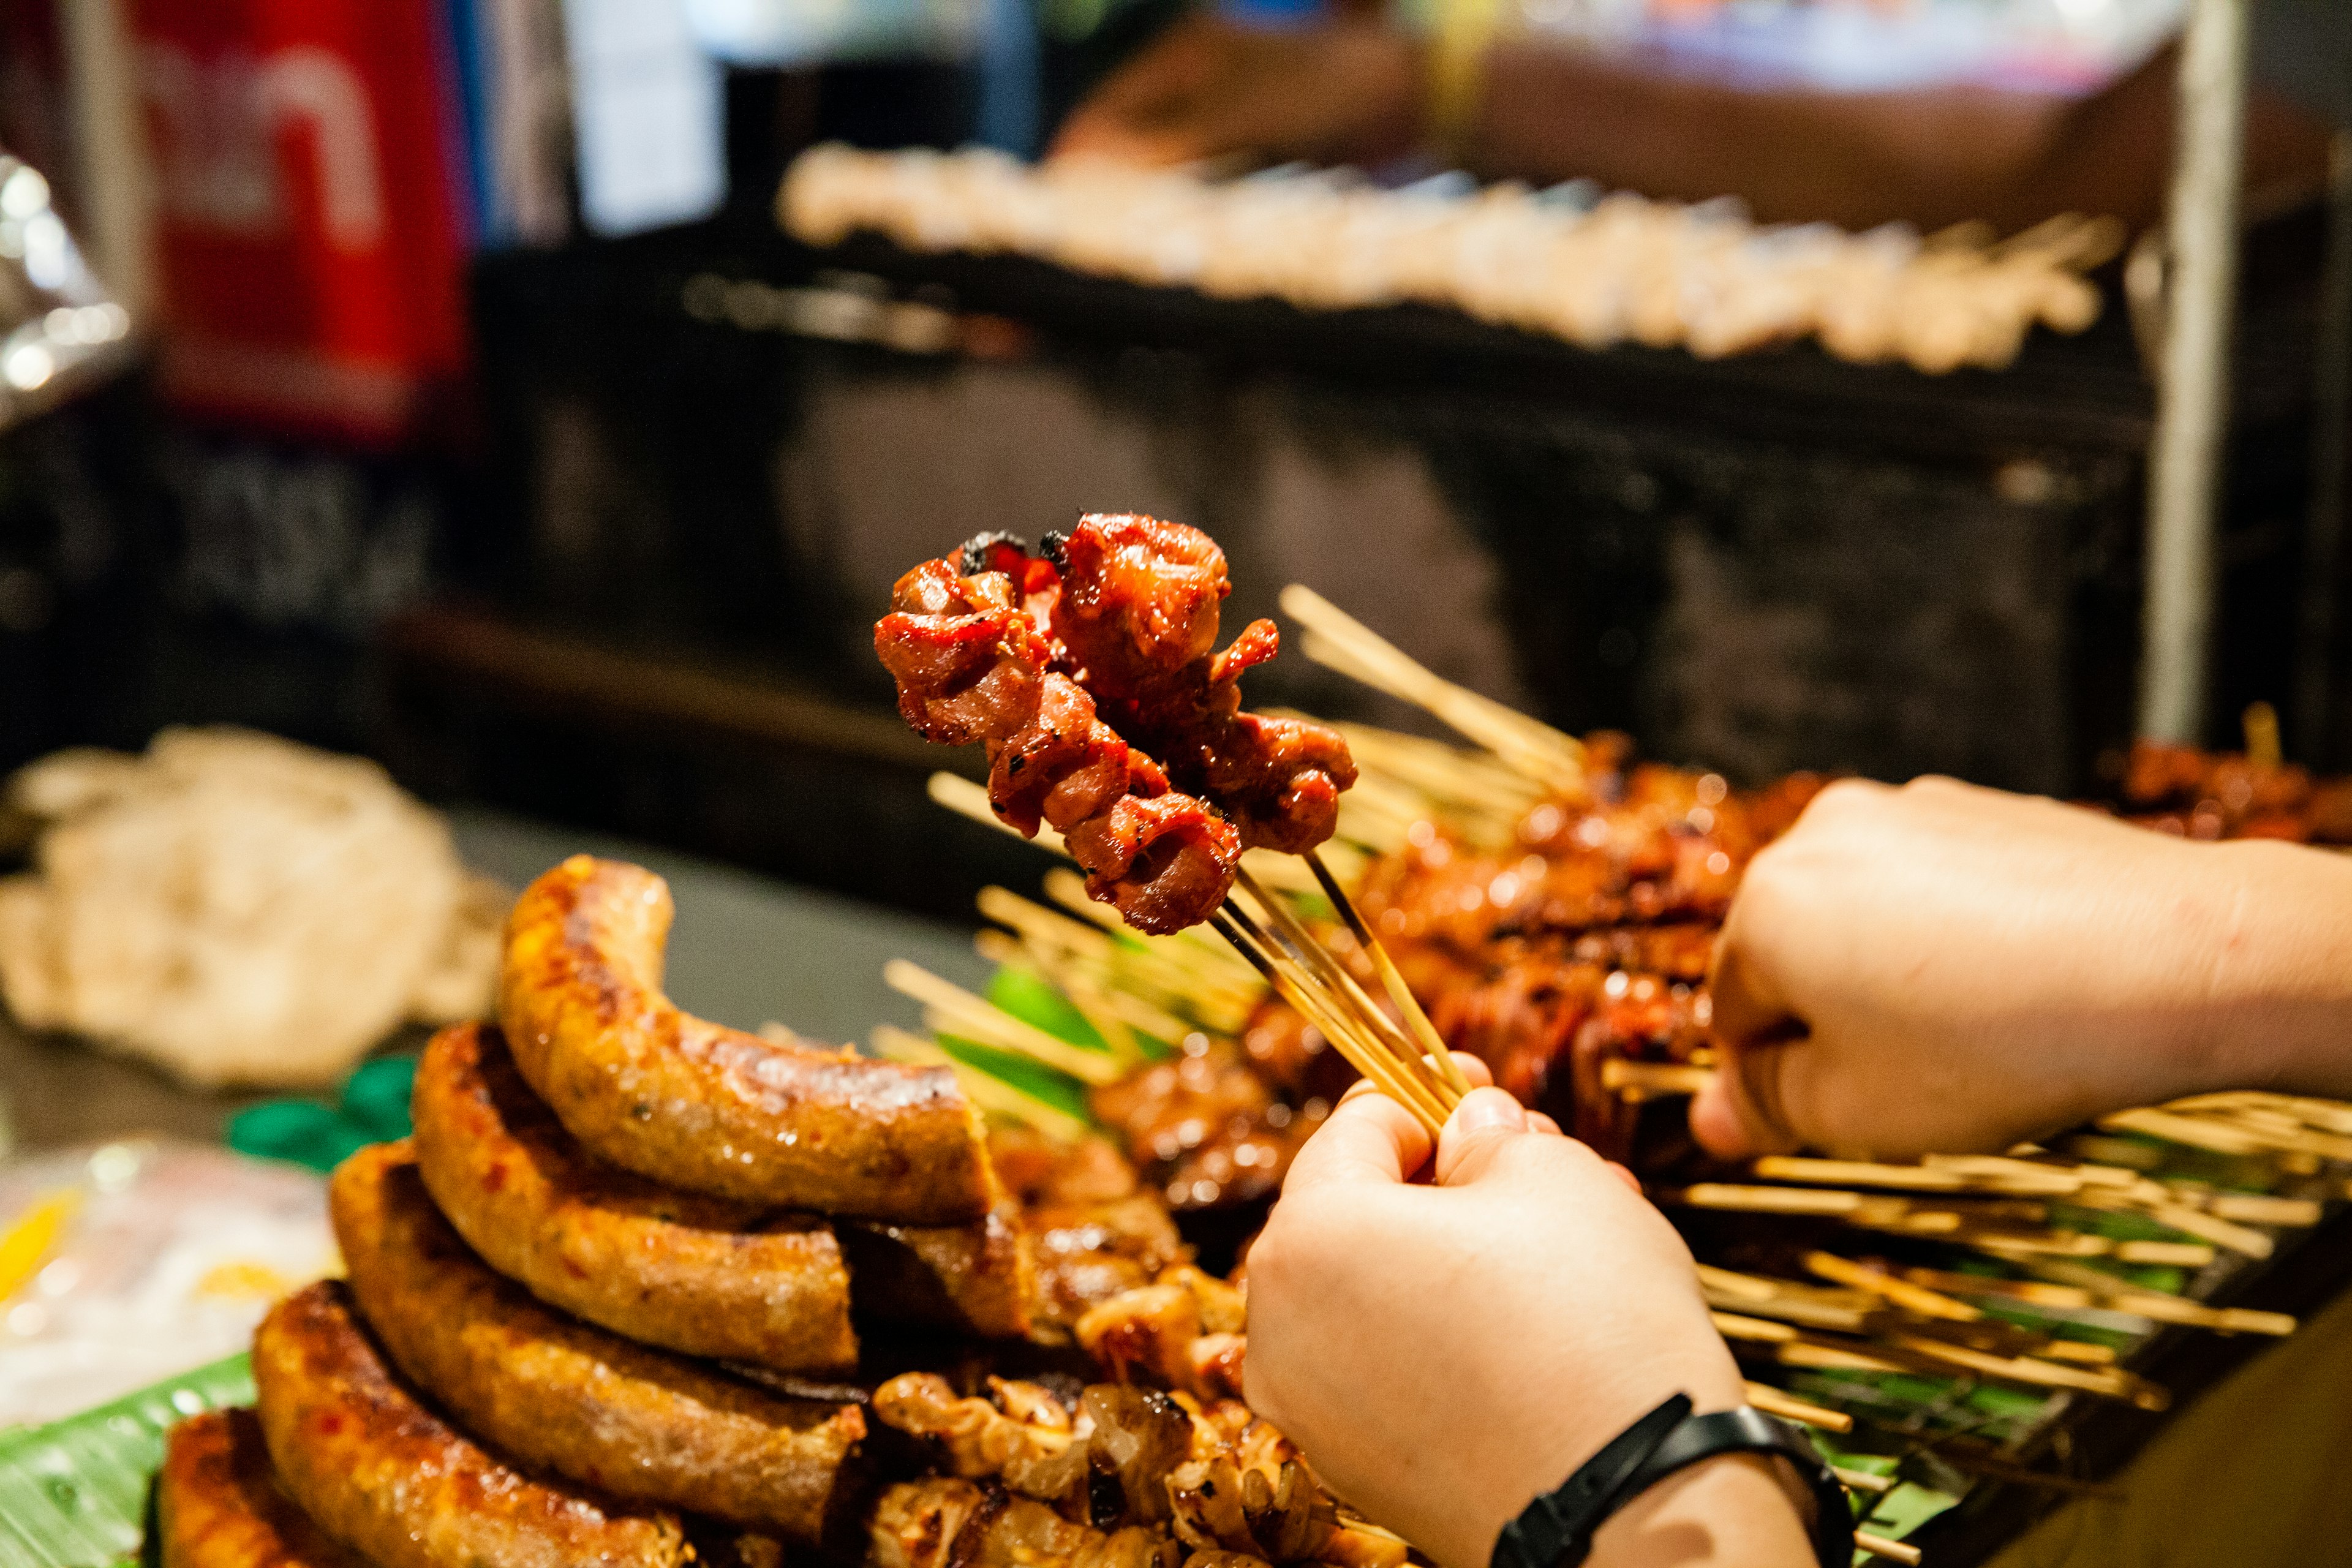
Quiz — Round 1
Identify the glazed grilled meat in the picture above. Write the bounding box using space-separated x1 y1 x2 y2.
878 545 1238 935
2115 737 2352 841
1055 516 1357 858
987 1128 1187 1330
875 516 1356 933
1337 748 1813 1159
1090 1033 1330 1214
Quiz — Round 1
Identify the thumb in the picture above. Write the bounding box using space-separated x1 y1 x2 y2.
1434 1088 1531 1186
1691 1028 1809 1159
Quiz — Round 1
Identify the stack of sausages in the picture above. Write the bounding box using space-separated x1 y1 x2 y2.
149 854 1180 1568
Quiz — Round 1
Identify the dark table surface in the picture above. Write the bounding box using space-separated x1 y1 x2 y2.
0 805 995 1157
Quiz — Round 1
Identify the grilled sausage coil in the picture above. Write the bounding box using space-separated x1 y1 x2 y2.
251 1281 689 1568
331 1141 868 1541
156 1408 366 1568
500 856 995 1223
411 1021 862 1373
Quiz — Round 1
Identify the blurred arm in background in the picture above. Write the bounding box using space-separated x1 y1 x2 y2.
1052 15 2340 232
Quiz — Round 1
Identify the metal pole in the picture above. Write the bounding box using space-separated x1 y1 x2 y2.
2296 129 2352 766
2139 0 2250 744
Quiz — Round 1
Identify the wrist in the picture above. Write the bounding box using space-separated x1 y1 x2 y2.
1589 1453 1816 1568
1464 1352 1758 1568
2185 839 2352 1099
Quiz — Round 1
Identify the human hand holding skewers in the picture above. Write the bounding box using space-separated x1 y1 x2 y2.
1697 775 2352 1161
1245 1055 1819 1568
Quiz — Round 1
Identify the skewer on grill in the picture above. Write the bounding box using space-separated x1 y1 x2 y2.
1281 583 1586 797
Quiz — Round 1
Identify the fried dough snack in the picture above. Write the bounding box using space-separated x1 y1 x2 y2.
331 1142 868 1540
251 1282 689 1568
500 856 994 1223
156 1408 366 1568
412 1021 862 1372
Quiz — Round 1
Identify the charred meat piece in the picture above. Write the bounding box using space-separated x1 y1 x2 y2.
872 1373 1088 1504
1091 1036 1327 1213
876 552 1241 935
1061 791 1245 937
870 1480 1181 1568
1055 514 1232 700
1027 1194 1188 1332
984 1128 1187 1331
1055 516 1355 858
1427 953 1605 1110
875 560 1054 746
1074 1267 1247 1399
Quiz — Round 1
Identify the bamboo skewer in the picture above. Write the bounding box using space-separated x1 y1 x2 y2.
1280 583 1586 795
1222 895 1456 1131
1802 1252 1982 1323
1210 901 1460 1139
1601 1060 1717 1099
1740 1381 1852 1433
1227 876 1468 1130
870 1024 1092 1142
1854 1531 1923 1566
973 930 1153 1067
1211 910 1442 1137
1831 1466 1894 1495
973 927 1195 1057
1234 870 1454 1104
1305 850 1473 1096
940 725 1474 1129
1039 870 1265 994
883 959 1128 1087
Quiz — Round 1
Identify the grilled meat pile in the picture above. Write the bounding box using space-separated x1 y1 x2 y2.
876 518 1356 933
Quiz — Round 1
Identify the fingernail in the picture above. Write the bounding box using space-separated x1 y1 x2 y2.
1450 1087 1526 1137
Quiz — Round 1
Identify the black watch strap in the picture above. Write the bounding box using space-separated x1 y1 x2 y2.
1619 1407 1855 1568
1490 1392 1692 1568
1491 1400 1855 1568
